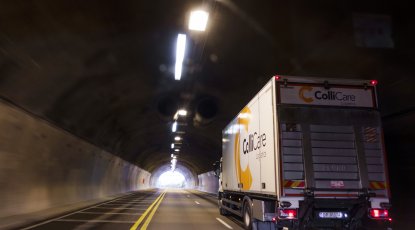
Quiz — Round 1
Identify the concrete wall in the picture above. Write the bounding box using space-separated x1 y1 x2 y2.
0 100 150 227
197 171 219 195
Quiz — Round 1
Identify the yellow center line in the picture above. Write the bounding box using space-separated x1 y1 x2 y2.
140 191 166 230
130 191 165 230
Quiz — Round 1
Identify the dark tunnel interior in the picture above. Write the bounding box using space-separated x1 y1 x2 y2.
0 0 414 229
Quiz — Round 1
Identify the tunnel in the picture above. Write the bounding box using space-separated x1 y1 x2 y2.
0 0 414 229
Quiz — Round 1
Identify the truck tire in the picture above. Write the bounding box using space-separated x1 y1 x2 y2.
243 202 253 230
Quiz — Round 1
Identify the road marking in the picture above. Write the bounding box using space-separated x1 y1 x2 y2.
140 192 166 229
194 201 200 205
91 207 147 210
55 219 135 224
98 203 151 207
21 192 138 230
216 218 233 229
130 191 165 230
108 202 153 204
79 211 142 215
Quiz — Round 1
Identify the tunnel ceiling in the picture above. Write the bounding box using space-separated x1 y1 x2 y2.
0 0 414 174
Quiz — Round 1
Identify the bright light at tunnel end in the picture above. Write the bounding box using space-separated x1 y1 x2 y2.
157 171 185 188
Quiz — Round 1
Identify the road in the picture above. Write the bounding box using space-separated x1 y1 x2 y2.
20 188 244 230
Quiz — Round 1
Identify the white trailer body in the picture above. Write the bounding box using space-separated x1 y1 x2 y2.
219 76 391 230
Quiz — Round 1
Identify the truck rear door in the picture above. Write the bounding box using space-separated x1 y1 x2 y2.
276 81 389 198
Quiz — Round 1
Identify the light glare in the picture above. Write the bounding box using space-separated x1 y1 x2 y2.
171 143 174 149
175 34 186 80
174 136 181 141
189 10 209 31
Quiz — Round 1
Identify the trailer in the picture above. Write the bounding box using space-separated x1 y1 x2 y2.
218 75 392 230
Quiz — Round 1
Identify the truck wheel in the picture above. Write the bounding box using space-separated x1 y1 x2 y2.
243 203 253 230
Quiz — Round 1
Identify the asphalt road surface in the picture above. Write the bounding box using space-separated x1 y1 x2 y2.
20 188 244 230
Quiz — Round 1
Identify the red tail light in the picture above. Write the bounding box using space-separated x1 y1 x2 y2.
275 75 281 80
278 209 297 219
369 208 389 219
370 80 378 86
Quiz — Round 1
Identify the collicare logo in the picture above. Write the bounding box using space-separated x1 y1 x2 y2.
299 86 314 103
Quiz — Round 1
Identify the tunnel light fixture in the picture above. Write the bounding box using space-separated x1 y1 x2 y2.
174 109 188 120
174 149 180 152
171 143 175 149
178 109 188 116
175 34 186 80
172 121 177 132
174 136 181 141
189 10 209 31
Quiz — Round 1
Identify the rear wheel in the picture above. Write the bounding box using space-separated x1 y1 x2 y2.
243 202 253 230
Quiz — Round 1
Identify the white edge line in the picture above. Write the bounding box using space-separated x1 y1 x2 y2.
20 192 139 230
194 201 200 205
216 217 233 229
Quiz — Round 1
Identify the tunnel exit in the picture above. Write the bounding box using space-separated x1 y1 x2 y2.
156 171 185 188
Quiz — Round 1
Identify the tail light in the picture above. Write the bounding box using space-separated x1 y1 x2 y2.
370 80 378 86
369 208 389 219
278 208 297 219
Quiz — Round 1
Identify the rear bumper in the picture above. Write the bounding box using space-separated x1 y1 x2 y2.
277 218 392 230
276 197 392 230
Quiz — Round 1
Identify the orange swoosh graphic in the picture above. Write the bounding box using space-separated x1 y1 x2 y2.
234 107 252 190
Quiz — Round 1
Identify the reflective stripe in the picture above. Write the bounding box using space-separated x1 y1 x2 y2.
283 180 305 188
369 181 387 190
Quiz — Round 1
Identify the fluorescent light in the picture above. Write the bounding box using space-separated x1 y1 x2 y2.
174 136 181 141
189 10 209 31
172 121 177 132
174 149 180 152
178 109 187 116
175 34 186 80
171 143 175 149
171 154 174 158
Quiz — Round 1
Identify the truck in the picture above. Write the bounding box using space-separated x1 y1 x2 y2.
218 75 392 230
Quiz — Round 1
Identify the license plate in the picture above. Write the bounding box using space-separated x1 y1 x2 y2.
318 211 346 219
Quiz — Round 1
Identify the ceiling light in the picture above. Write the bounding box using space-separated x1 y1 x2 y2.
171 143 175 149
172 121 177 132
177 109 187 116
174 136 181 141
189 10 209 31
174 149 180 152
175 34 186 80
